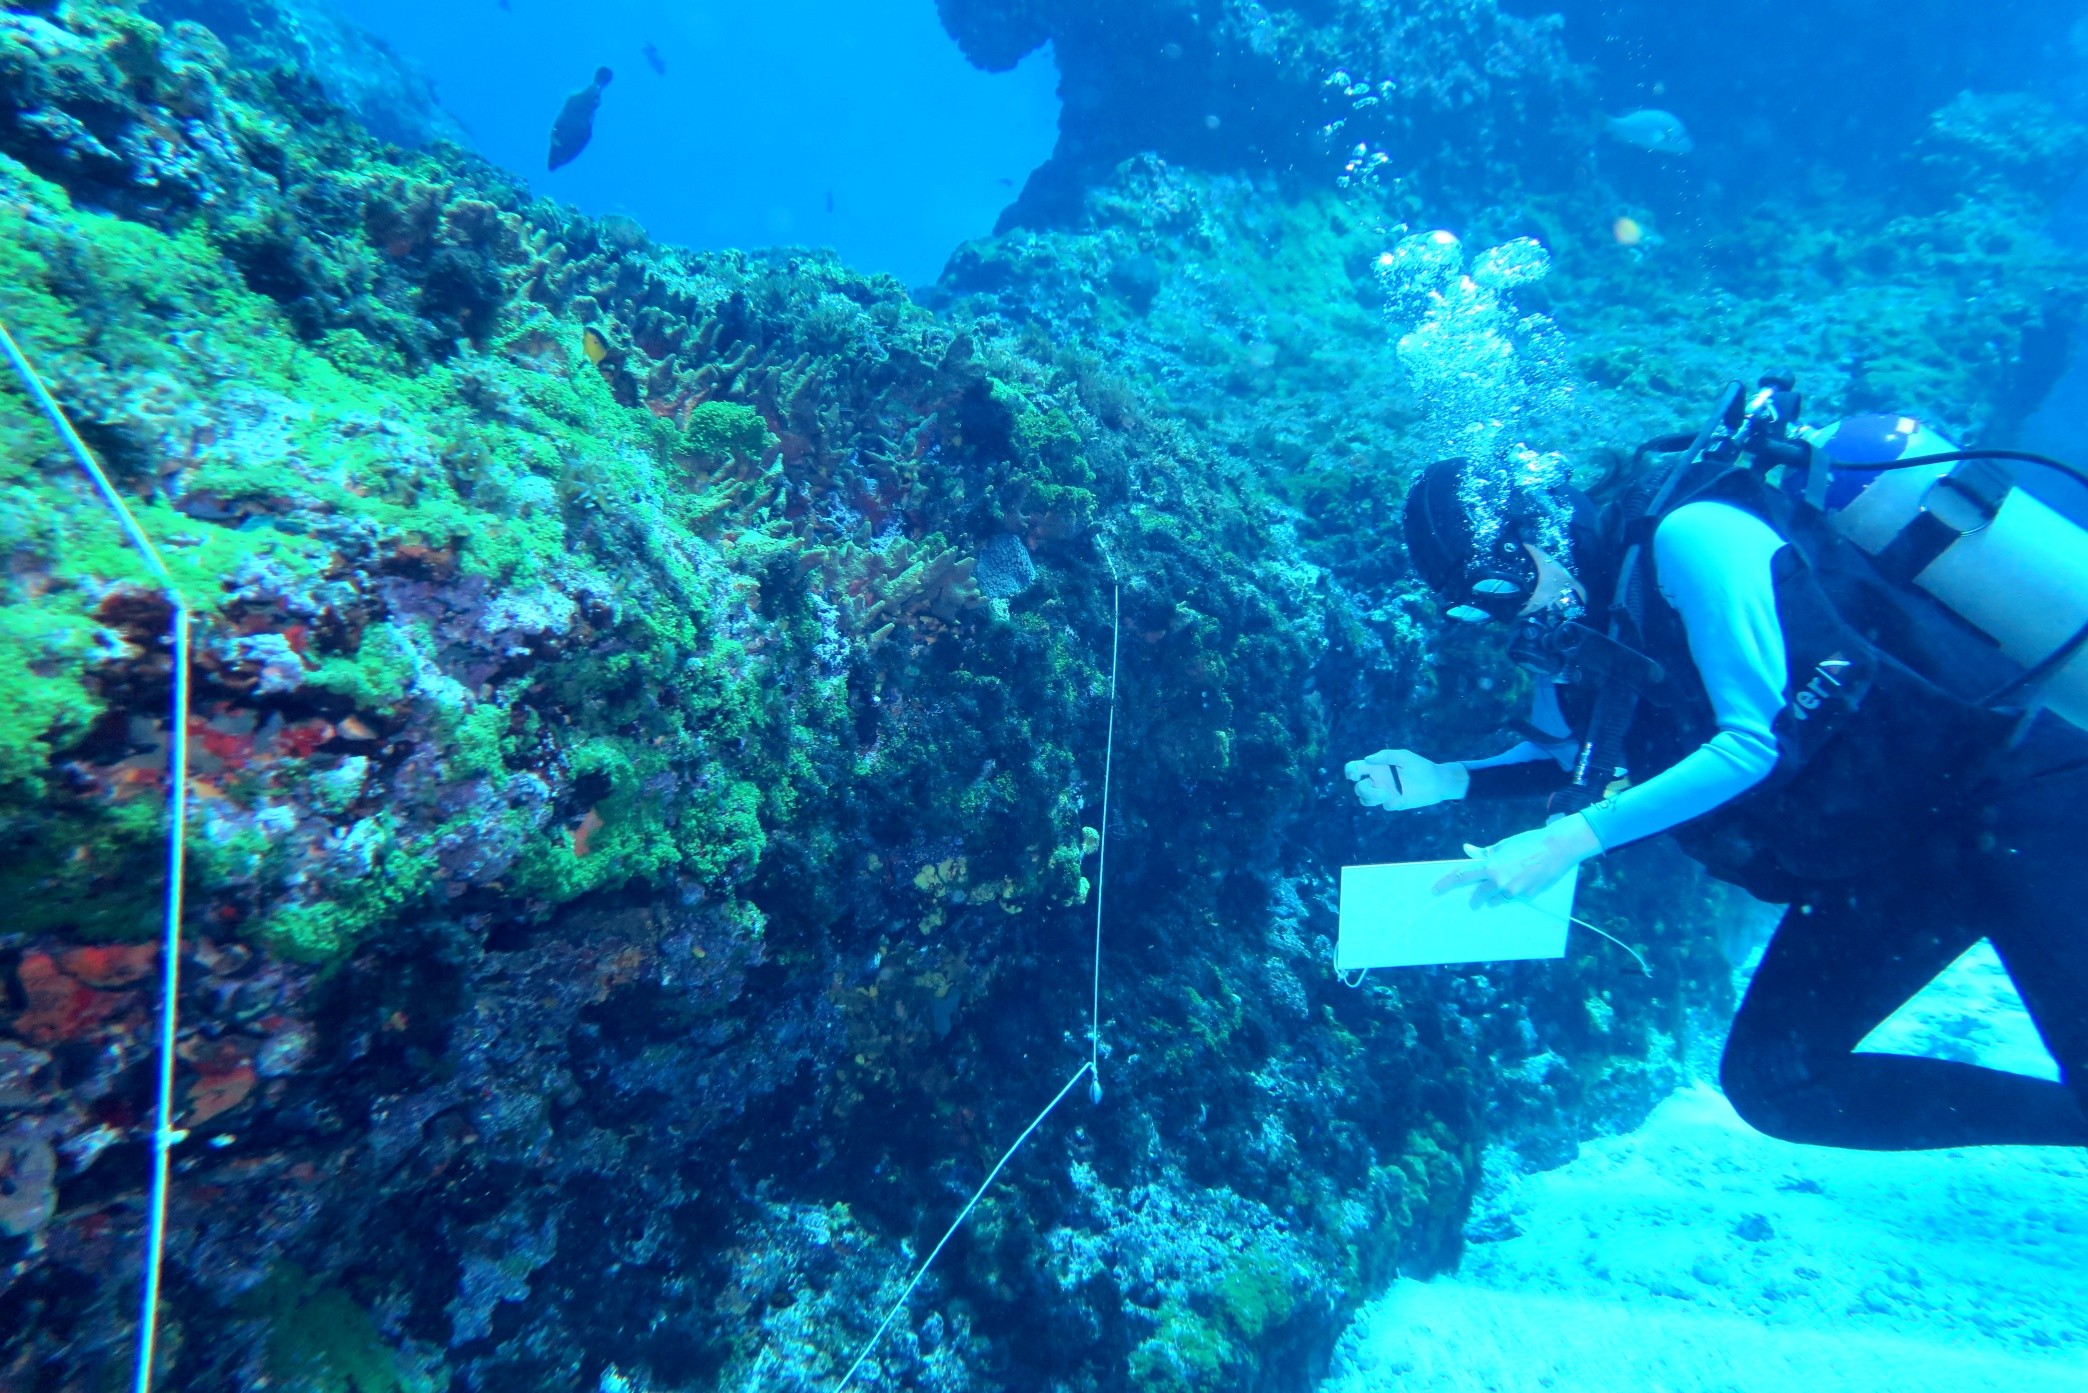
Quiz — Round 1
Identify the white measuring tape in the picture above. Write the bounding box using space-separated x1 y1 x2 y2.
0 321 191 1393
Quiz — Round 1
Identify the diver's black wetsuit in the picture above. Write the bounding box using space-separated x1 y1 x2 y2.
1719 714 2088 1150
1472 468 2088 1151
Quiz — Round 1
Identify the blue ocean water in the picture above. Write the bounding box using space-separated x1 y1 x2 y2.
7 1 2088 1390
332 0 1060 286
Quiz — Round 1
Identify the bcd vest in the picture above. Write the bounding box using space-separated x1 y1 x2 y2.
1565 468 2018 901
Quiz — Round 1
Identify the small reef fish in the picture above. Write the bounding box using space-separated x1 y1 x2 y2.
1612 216 1645 246
548 66 613 172
1603 108 1693 155
643 41 665 76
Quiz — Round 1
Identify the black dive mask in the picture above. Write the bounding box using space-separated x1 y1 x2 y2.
1445 575 1531 624
1442 540 1541 625
1406 456 1582 625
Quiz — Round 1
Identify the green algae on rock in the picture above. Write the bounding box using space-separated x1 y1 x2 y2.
1 6 1461 1388
6 2 2084 1392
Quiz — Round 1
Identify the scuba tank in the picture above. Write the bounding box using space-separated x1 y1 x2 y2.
1821 440 2088 731
1549 379 2088 817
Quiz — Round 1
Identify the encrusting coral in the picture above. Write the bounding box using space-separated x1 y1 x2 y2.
4 2 2082 1392
2 5 1440 1388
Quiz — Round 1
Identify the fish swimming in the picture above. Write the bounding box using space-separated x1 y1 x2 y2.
548 66 612 171
1603 108 1693 155
643 41 665 76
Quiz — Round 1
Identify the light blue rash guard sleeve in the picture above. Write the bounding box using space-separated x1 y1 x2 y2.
1577 500 1788 852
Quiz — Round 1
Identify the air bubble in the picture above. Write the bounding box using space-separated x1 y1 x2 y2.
1375 230 1579 565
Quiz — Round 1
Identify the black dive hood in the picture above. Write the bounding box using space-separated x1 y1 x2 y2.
1403 455 1605 625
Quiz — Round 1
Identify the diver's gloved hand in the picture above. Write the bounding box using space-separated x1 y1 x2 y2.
1344 749 1470 812
1436 813 1602 905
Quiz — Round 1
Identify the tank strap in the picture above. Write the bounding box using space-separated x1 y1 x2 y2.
1870 457 2015 585
1983 616 2088 710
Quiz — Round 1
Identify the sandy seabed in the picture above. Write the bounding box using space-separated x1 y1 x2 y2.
1325 941 2088 1393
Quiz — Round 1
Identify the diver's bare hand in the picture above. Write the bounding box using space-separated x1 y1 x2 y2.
1343 749 1469 812
1435 814 1602 905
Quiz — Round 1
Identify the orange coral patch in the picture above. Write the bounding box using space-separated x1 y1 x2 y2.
572 808 605 858
277 719 336 758
57 943 157 988
12 953 134 1045
197 723 254 766
180 1037 258 1126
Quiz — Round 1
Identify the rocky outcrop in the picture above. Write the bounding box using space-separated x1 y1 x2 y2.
146 0 462 149
7 2 2083 1391
938 0 1592 228
941 0 2087 233
0 5 1729 1391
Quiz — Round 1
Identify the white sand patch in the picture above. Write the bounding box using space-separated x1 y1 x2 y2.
1326 1086 2088 1392
1858 937 2060 1081
1328 1279 2084 1392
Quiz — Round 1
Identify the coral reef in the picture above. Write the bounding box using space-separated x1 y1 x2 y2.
940 0 1591 226
2 5 1497 1388
2 2 2081 1392
939 0 2079 230
147 0 462 149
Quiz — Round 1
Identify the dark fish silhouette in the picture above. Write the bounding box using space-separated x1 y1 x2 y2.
643 41 665 76
825 189 835 214
548 66 612 171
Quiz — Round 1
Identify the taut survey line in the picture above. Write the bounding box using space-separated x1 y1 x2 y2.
832 553 1124 1388
0 320 193 1393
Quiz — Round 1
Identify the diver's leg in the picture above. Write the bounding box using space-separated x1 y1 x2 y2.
1720 871 2088 1149
1971 724 2088 1140
1984 926 2088 1138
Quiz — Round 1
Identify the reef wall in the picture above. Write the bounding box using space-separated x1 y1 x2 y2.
941 0 1593 227
3 2 2084 1392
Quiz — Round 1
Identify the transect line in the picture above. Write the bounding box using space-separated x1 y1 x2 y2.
835 1061 1094 1391
0 321 191 1393
0 324 176 585
835 558 1123 1388
1091 572 1121 1100
1566 913 1652 976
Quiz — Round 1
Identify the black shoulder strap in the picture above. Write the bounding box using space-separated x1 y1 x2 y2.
1551 449 1756 815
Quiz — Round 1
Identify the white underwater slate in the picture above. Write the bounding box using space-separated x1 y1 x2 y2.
1337 861 1576 971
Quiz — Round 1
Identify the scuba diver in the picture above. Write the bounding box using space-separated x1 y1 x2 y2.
1349 378 2088 1151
